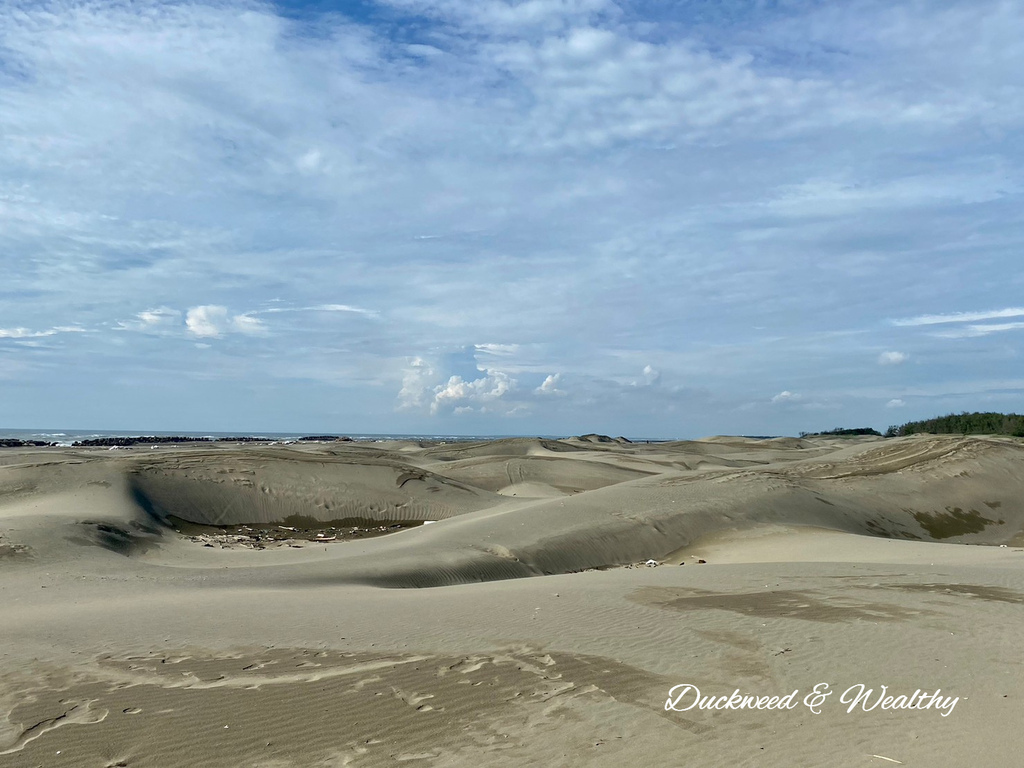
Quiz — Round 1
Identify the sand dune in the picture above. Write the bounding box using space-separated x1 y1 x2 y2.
128 448 500 526
420 453 656 497
3 434 1024 766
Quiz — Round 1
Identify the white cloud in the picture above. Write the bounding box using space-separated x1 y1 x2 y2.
490 27 838 151
0 326 85 339
475 343 520 357
314 304 375 315
0 328 54 339
934 321 1024 339
137 307 180 327
231 313 266 335
185 306 229 338
887 398 906 408
115 308 181 333
431 369 515 414
892 307 1024 327
878 351 908 365
771 390 802 404
379 0 615 32
400 353 568 413
407 43 444 58
111 307 179 334
259 304 375 316
184 306 267 338
763 174 1014 220
629 364 660 387
397 357 435 410
536 372 564 394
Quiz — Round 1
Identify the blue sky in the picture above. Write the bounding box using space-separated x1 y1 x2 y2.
1 0 1022 437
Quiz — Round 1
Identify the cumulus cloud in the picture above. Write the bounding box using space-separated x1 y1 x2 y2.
887 398 906 408
431 369 515 414
397 357 435 410
400 351 568 414
878 351 908 365
536 373 564 394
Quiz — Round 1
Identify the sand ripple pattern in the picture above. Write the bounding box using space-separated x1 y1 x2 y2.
0 647 684 767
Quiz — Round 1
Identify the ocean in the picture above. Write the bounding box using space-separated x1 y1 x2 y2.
0 428 579 447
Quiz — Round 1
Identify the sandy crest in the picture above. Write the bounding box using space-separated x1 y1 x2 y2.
1 434 1023 766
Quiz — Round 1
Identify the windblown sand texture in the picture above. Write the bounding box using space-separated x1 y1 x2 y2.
2 434 1024 766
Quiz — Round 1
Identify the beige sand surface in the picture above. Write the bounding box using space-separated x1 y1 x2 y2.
2 434 1023 766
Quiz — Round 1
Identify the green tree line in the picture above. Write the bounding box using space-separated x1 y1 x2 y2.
799 427 883 437
885 412 1024 437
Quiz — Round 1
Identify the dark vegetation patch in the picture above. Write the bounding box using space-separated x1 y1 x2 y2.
575 434 632 443
910 507 1003 539
167 514 425 548
886 411 1024 437
800 427 882 437
71 435 353 447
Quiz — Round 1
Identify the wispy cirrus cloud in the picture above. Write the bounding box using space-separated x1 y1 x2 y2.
0 326 86 339
893 308 1024 327
258 304 376 316
933 322 1024 339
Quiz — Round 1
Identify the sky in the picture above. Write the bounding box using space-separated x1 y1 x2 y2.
1 0 1023 438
